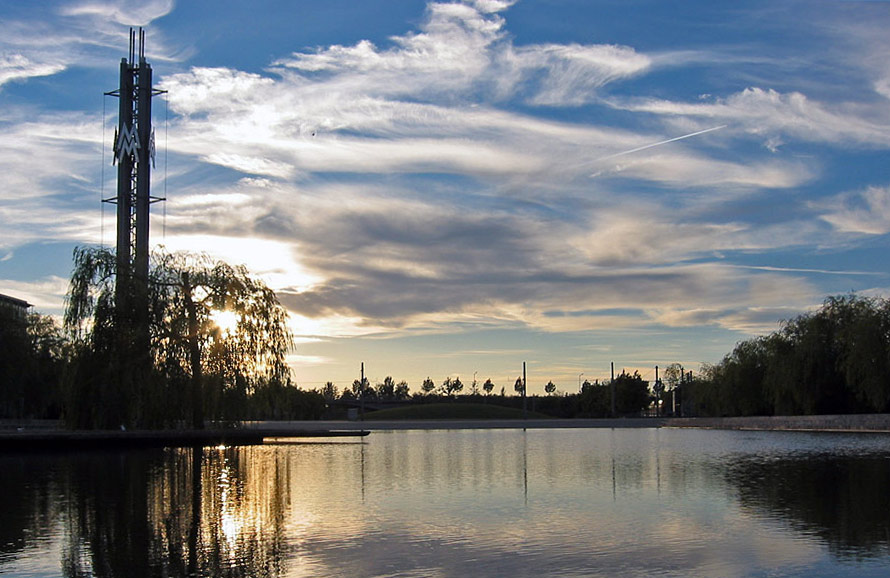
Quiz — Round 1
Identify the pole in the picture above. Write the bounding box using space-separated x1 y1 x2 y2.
360 362 365 421
610 362 616 417
522 361 527 419
679 365 685 417
655 365 660 416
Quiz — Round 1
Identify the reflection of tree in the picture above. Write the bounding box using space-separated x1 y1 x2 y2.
0 455 63 562
51 446 290 577
61 451 158 577
726 454 890 558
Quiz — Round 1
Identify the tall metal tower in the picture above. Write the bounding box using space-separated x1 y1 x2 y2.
106 28 164 348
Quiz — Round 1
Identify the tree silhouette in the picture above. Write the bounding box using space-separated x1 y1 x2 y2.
376 376 396 399
321 382 338 402
394 380 410 400
0 307 67 419
65 247 293 428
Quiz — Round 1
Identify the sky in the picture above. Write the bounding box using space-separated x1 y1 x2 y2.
1 0 890 394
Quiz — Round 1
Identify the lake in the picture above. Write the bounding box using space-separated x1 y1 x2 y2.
2 427 890 577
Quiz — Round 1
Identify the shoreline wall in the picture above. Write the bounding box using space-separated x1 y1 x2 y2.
669 414 890 433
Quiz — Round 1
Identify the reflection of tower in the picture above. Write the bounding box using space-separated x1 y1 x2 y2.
106 28 164 354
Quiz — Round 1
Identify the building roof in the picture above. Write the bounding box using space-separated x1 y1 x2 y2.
0 293 32 311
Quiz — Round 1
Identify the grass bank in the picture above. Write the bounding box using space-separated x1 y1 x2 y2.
365 402 552 421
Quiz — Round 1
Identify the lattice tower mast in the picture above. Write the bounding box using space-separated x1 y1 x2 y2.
106 28 164 344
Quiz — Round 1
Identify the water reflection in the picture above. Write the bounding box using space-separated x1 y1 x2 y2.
1 430 890 577
727 451 890 560
0 446 290 578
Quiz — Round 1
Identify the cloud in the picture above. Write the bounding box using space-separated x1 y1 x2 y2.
0 110 106 250
272 2 510 99
877 76 890 101
4 0 889 362
508 43 651 106
0 54 66 87
264 182 820 334
59 0 174 27
609 87 890 149
0 0 177 90
269 1 647 107
0 276 71 314
817 185 890 235
592 152 813 190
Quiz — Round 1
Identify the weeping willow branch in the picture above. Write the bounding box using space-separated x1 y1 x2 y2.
63 246 295 428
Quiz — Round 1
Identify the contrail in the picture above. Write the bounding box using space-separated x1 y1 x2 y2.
592 124 727 166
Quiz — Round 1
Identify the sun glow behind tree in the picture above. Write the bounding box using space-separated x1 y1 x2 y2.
64 246 294 428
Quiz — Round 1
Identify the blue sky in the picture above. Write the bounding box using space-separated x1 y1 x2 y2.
2 0 889 393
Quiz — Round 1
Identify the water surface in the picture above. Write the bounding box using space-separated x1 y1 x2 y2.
2 428 889 577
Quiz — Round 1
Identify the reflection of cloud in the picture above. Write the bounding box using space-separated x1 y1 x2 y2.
8 426 880 576
272 430 835 577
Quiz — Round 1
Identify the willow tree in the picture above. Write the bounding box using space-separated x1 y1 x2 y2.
65 247 133 428
151 251 293 427
65 247 293 428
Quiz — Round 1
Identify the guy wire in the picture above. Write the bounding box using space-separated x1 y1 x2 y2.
163 95 169 240
100 95 106 247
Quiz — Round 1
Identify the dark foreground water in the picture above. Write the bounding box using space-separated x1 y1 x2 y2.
2 428 890 577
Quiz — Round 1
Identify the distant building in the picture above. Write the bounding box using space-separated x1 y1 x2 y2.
0 293 31 319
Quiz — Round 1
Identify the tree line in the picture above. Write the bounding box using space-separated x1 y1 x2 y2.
1 247 325 428
685 295 890 416
310 370 653 419
4 254 888 427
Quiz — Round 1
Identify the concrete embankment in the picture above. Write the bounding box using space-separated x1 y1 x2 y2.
0 428 368 451
668 414 890 433
247 415 890 433
3 415 888 451
244 418 668 431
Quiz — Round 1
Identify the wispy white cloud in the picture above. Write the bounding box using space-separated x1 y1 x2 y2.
0 110 106 250
272 0 649 107
144 0 885 343
59 0 174 27
817 185 890 235
3 0 890 373
0 0 176 90
610 87 890 149
273 2 510 99
592 152 814 190
0 54 66 87
508 43 651 106
0 276 71 314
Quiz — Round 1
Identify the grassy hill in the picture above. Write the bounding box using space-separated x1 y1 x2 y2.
365 402 552 420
